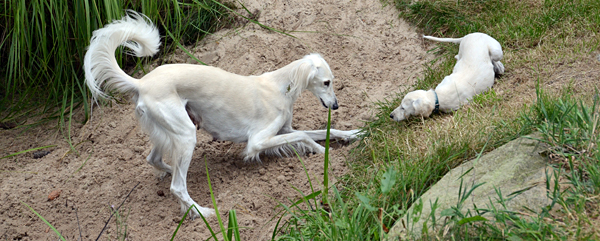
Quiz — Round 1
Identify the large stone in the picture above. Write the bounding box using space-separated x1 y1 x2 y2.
387 134 553 239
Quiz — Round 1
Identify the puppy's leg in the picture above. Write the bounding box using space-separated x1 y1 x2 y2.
146 147 172 179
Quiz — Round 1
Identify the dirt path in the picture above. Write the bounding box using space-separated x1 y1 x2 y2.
0 0 429 240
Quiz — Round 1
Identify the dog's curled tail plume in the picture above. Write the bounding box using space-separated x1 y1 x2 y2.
84 10 161 101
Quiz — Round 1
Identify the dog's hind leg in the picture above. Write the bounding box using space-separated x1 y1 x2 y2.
146 147 172 178
492 61 504 76
488 41 504 75
142 98 214 219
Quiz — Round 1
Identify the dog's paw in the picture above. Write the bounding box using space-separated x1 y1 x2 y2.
182 202 215 220
152 168 170 180
315 145 325 154
341 129 362 142
493 61 505 76
348 129 362 140
192 206 216 220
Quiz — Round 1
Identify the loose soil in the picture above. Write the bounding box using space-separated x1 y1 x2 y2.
1 0 430 240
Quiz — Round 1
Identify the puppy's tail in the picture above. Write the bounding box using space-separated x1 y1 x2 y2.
84 10 161 101
423 35 463 44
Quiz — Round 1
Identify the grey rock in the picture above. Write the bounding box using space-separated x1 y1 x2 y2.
387 133 553 240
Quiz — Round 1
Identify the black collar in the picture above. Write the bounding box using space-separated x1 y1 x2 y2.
433 90 440 114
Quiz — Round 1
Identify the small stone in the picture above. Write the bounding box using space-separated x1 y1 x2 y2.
258 168 266 175
157 190 165 196
32 150 51 159
48 190 62 201
276 175 285 183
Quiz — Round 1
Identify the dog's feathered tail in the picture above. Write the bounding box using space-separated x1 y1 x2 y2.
84 10 161 101
423 35 463 44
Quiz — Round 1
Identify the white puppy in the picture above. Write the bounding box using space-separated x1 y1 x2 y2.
390 32 504 121
84 11 359 219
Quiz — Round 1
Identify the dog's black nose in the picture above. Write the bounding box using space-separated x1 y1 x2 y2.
332 101 339 110
390 113 394 119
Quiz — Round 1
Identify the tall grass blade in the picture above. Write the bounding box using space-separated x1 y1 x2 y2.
204 157 229 241
227 209 241 241
323 107 332 205
21 201 66 241
1 145 56 159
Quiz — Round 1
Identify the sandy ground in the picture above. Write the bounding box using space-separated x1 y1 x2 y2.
0 0 430 240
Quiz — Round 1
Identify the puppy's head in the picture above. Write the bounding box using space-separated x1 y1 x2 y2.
302 54 338 110
390 90 435 122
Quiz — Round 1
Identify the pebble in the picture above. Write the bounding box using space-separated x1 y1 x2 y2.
32 150 51 159
276 175 285 183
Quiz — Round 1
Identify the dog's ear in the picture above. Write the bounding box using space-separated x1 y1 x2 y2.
287 60 318 98
294 60 318 83
305 62 318 82
412 98 434 117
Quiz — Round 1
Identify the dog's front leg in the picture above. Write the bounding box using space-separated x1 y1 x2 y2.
244 132 325 161
296 129 361 142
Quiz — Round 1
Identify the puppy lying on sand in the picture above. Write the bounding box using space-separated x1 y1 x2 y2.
390 32 504 122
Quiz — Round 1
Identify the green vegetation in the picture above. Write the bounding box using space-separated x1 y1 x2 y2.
0 0 228 127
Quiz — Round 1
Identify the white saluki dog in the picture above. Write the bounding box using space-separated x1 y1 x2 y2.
390 32 504 121
84 11 359 219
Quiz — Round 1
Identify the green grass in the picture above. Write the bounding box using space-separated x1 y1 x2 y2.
0 0 228 128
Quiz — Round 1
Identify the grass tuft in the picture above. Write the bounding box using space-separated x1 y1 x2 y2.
0 0 229 129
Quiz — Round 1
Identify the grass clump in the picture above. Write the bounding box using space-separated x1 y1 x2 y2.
0 0 229 127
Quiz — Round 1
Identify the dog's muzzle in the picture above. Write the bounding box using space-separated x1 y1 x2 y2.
321 98 338 110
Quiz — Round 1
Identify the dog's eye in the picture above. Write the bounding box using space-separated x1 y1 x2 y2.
324 80 331 87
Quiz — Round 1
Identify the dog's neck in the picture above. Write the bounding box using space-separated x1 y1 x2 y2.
265 58 311 102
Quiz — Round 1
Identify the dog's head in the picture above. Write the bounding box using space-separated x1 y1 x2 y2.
298 54 338 110
390 90 435 122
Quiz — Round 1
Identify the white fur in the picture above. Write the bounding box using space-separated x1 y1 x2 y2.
390 32 504 121
84 11 360 219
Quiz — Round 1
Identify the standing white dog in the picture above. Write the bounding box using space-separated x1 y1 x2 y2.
390 32 504 121
84 11 359 219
